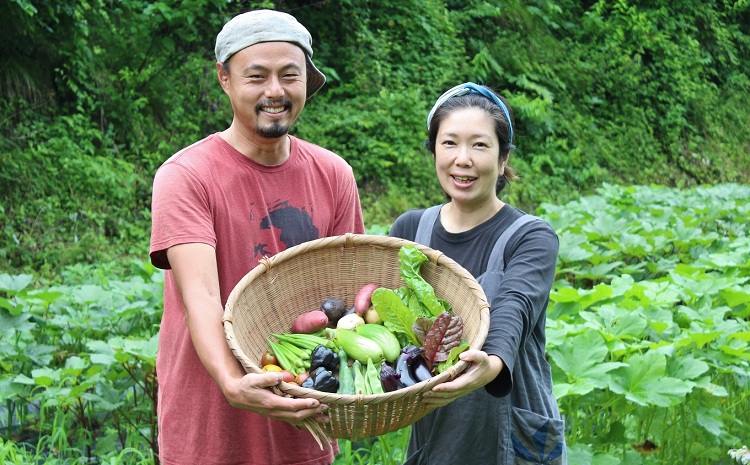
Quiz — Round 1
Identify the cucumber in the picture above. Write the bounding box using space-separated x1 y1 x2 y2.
334 328 384 364
356 324 401 363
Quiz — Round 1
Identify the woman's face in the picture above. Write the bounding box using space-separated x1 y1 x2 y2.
434 107 503 209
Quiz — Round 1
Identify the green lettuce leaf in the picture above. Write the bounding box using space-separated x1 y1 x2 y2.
371 288 419 346
436 340 470 374
398 245 451 317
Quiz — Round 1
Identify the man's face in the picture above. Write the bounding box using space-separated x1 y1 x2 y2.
218 41 307 139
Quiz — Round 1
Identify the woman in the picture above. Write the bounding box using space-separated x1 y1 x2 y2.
389 82 566 465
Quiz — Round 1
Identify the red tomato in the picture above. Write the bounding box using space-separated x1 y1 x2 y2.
260 352 278 367
295 372 310 385
280 370 295 383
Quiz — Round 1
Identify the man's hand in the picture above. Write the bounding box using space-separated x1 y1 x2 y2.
223 371 330 424
167 243 329 425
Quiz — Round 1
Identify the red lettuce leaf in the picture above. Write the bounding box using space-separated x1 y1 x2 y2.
416 311 464 367
413 317 432 346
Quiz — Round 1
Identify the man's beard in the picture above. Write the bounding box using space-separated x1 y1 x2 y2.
257 120 289 139
256 99 292 139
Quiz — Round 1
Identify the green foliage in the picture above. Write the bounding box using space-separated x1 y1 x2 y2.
296 88 446 225
2 0 750 269
1 184 748 463
334 429 410 465
292 0 464 221
443 0 750 209
0 260 162 459
1 110 150 273
542 183 750 463
0 0 235 272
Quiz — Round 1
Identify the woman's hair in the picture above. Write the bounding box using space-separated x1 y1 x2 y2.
425 88 518 194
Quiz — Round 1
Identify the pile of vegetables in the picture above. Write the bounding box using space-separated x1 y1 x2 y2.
259 245 470 395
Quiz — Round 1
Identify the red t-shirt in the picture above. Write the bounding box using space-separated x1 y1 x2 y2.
149 134 365 464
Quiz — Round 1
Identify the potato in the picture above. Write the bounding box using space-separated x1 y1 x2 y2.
354 283 378 316
336 313 365 331
364 306 381 324
290 310 329 334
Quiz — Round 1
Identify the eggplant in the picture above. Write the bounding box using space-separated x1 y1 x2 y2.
410 357 432 382
321 297 347 326
380 363 407 392
395 345 432 386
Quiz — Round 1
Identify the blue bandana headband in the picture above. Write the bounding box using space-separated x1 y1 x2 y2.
426 82 514 145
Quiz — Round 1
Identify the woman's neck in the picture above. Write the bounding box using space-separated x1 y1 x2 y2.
440 199 504 233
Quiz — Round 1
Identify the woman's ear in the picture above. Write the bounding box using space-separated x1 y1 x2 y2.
498 154 509 175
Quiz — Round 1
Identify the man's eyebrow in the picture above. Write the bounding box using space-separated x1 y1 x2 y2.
240 63 304 74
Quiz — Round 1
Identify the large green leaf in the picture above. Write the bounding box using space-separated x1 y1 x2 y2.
550 284 613 311
547 329 625 396
609 351 694 407
580 304 649 341
696 407 725 437
0 273 33 294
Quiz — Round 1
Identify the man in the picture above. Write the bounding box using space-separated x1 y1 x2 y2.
149 9 364 464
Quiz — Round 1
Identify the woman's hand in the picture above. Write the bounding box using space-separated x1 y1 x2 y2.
420 350 504 407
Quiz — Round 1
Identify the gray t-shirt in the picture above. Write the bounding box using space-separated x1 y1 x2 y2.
389 204 567 465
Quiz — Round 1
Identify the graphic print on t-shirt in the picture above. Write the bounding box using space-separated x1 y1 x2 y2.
252 200 319 259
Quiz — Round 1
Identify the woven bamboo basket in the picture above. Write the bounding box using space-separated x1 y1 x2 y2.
223 233 490 445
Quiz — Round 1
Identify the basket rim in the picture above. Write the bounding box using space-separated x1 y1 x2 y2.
223 233 491 404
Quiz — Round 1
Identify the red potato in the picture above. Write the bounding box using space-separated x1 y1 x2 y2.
290 310 329 334
354 283 378 316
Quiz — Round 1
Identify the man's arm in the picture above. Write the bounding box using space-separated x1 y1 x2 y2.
166 242 329 423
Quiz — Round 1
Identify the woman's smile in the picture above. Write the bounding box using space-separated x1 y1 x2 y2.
451 174 478 186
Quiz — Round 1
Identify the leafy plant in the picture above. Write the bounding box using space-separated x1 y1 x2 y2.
2 183 748 464
543 183 750 464
0 260 163 460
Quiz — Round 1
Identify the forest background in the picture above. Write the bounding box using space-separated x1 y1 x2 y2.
1 0 749 463
2 0 749 273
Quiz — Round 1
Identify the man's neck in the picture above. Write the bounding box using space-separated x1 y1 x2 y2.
220 126 291 166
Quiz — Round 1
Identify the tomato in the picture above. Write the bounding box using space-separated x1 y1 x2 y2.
295 372 310 385
260 352 278 367
280 370 295 383
262 364 282 373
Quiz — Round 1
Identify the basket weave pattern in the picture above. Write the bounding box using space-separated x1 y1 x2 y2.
223 233 490 441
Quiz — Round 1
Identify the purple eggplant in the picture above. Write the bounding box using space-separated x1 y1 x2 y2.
395 345 432 386
380 363 407 392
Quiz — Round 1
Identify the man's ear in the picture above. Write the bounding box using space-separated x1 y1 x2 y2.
216 62 230 92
